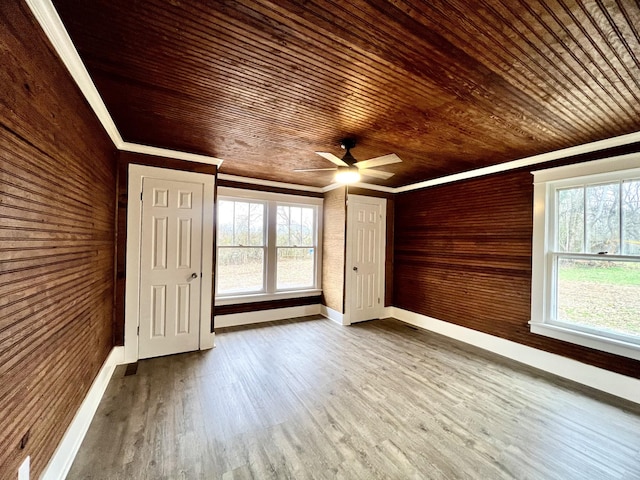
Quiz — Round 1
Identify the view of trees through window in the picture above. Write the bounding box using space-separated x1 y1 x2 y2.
555 179 640 339
216 199 317 295
217 200 265 294
276 206 315 289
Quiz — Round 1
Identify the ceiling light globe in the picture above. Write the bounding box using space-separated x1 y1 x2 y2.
335 167 361 184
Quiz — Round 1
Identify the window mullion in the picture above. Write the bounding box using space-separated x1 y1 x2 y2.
619 181 624 255
582 186 587 253
266 200 277 294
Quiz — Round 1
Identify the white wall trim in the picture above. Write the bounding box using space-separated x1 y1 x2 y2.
320 305 348 325
41 346 124 480
120 142 223 166
125 165 215 363
25 0 122 147
26 0 223 167
215 304 322 328
218 174 323 193
394 130 640 193
389 307 640 405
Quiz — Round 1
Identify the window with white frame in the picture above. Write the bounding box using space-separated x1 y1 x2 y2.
215 187 322 303
530 154 640 360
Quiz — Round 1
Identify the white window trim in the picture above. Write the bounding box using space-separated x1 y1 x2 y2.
215 187 323 305
530 152 640 360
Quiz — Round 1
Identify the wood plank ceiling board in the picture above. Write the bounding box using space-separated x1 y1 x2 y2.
51 0 640 187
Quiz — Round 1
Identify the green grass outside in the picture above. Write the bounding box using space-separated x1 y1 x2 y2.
558 262 640 285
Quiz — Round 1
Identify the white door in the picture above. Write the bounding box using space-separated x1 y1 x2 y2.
346 195 386 324
138 177 203 359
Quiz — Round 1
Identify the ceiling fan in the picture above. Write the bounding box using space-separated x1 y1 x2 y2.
295 139 402 184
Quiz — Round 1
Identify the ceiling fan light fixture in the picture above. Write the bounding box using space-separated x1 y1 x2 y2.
335 166 361 184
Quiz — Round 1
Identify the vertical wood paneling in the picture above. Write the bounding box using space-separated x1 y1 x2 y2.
394 160 640 379
321 187 346 313
0 2 117 478
114 152 217 345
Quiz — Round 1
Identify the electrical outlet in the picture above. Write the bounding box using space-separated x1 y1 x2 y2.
18 456 29 480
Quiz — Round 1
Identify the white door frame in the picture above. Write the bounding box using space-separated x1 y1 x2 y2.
344 194 386 325
124 164 215 363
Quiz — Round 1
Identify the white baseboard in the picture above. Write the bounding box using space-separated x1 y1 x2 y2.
41 346 124 480
389 307 640 405
214 304 322 329
320 305 348 325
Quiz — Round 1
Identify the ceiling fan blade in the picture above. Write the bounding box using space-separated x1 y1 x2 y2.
293 168 338 172
315 151 348 167
359 168 395 180
355 153 402 169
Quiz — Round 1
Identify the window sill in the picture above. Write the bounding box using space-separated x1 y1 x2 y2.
215 289 322 306
529 321 640 361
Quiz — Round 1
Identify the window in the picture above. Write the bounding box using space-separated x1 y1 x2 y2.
215 187 322 303
530 154 640 360
217 199 265 294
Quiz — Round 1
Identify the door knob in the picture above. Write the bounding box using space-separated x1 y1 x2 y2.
353 266 358 271
188 272 198 281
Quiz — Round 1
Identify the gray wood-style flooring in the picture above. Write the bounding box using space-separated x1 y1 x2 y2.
67 317 640 479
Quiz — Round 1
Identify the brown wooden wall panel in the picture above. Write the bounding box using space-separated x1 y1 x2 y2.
214 296 321 316
321 187 347 313
115 152 217 345
0 2 117 478
394 154 640 379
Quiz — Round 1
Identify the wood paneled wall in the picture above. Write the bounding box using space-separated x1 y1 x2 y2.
394 160 640 379
0 2 117 478
321 187 347 313
115 152 217 344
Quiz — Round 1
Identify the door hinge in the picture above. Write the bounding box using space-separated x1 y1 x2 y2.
140 192 143 201
137 326 139 336
378 297 381 304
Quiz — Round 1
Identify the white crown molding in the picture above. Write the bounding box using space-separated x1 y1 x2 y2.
25 0 123 147
218 173 324 193
26 0 223 167
120 142 223 166
394 130 640 194
28 0 640 194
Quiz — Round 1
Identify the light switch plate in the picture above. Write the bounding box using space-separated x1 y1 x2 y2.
18 456 30 480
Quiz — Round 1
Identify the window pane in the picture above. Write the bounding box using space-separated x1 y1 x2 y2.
248 203 264 246
622 180 640 255
218 200 234 246
217 247 264 294
586 183 620 254
290 207 302 245
234 202 249 245
556 258 640 339
277 206 290 246
557 187 584 253
301 207 314 245
277 247 314 289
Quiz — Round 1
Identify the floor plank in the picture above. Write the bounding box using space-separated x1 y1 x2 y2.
67 317 640 479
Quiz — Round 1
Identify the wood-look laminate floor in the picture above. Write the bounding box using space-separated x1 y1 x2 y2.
67 317 640 479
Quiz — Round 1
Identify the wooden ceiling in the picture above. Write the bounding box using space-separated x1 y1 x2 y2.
51 0 640 188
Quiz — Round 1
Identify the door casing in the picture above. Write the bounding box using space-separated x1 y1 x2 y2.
124 164 215 363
